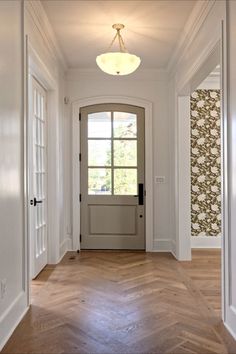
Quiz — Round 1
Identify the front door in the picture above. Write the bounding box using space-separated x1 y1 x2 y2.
80 104 145 249
29 77 48 278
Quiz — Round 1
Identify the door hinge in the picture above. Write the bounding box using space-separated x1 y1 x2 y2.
80 234 82 243
79 193 82 202
79 153 81 162
79 112 81 121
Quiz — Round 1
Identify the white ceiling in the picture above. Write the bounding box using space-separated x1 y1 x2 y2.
42 0 196 70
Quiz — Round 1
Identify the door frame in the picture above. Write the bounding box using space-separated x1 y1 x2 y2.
26 38 61 289
72 96 153 252
176 40 223 259
175 27 227 324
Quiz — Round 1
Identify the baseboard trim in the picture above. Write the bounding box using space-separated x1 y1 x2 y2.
171 240 177 258
191 236 221 248
59 236 72 262
0 291 28 351
153 238 173 252
224 321 236 341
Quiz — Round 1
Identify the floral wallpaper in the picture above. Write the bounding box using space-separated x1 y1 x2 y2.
191 89 221 237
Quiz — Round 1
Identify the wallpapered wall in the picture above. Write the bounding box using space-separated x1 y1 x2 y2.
191 89 221 236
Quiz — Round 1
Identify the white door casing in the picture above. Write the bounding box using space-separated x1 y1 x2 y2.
176 41 222 261
224 0 236 339
80 104 145 249
176 96 191 260
72 96 153 252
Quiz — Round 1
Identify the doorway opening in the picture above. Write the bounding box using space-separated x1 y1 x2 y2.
176 40 224 321
189 65 222 317
80 103 145 250
190 66 221 250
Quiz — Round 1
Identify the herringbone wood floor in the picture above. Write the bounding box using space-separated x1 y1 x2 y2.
2 250 236 354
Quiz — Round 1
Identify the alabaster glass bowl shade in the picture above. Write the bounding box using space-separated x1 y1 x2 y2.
96 52 141 76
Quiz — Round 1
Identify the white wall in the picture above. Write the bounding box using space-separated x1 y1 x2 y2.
197 76 220 90
0 1 28 350
0 1 67 348
25 1 68 261
65 69 173 251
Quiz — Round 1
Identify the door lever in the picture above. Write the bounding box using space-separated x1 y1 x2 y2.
30 197 43 206
138 183 144 205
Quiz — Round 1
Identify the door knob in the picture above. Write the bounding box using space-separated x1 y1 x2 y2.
30 197 43 206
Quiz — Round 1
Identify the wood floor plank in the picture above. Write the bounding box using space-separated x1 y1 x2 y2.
2 250 236 354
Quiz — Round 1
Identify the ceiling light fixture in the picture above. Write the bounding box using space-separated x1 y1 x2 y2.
96 24 141 76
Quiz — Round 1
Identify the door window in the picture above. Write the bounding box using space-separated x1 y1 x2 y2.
87 111 138 195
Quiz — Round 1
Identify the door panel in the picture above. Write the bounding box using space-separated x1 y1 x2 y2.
89 205 137 235
80 104 145 249
29 77 47 278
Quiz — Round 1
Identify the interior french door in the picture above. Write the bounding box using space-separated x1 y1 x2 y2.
29 77 47 278
80 103 145 249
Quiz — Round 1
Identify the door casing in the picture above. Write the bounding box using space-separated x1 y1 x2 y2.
175 38 223 262
175 36 226 325
80 103 145 250
72 96 153 252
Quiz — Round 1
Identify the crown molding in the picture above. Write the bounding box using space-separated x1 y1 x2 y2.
25 0 68 71
167 0 216 74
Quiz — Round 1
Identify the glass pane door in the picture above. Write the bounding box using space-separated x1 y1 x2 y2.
33 86 46 258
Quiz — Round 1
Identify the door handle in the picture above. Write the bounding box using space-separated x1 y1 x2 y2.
138 183 144 205
30 197 43 206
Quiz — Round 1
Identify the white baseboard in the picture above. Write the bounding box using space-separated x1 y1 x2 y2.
59 236 72 262
191 235 221 248
224 321 236 341
0 291 28 351
171 239 177 258
153 238 173 252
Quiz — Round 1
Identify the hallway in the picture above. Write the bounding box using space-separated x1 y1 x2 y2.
2 251 236 354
